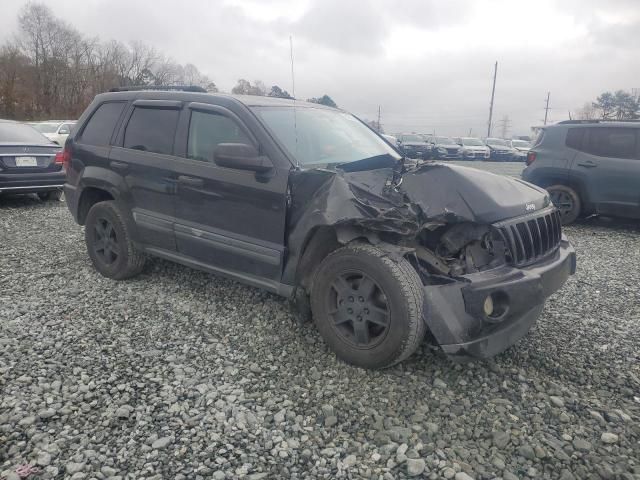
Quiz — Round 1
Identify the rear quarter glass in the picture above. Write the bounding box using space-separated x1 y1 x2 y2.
79 102 127 146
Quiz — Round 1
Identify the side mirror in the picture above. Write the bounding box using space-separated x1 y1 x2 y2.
213 143 273 173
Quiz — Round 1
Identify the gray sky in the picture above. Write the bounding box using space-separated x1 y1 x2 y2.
1 0 638 136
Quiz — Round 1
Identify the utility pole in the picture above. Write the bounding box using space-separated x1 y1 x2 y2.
377 105 381 132
498 115 511 139
487 61 498 137
544 91 551 125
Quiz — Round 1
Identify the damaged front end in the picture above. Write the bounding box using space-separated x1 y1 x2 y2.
285 158 576 360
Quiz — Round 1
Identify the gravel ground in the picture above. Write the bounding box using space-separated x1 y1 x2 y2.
1 174 639 479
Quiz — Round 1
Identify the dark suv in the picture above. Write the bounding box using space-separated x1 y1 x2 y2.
64 87 576 369
523 120 640 224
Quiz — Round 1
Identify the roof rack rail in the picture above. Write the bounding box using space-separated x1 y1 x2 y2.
557 119 640 125
109 85 207 93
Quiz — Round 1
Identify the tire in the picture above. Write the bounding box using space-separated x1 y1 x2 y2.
38 190 62 201
547 184 581 224
310 243 426 369
85 200 146 280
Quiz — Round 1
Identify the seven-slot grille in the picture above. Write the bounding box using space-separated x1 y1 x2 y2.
494 208 562 267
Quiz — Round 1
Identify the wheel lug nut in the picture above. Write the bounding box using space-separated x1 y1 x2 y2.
357 316 362 321
347 308 353 314
349 296 354 302
358 296 364 302
364 308 369 314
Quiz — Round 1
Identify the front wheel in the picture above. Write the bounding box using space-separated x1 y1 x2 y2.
547 184 581 224
310 244 426 369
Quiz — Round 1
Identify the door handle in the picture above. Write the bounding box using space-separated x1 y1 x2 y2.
177 175 204 188
110 161 128 171
577 161 597 168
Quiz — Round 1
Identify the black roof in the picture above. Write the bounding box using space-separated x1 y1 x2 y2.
96 89 334 110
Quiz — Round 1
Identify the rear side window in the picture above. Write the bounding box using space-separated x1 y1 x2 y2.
80 102 126 146
124 107 180 155
565 127 585 150
187 110 252 162
531 129 545 147
584 127 638 159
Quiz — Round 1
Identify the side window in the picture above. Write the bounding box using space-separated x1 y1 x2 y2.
79 102 126 146
584 127 637 159
187 110 252 162
565 127 585 150
124 107 180 155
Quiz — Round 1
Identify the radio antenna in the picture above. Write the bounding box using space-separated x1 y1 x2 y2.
290 35 299 165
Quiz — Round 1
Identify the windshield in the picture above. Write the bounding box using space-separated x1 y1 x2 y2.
512 140 530 148
486 138 507 146
0 122 53 144
253 106 401 166
30 122 60 134
462 138 484 146
434 136 454 144
400 134 423 142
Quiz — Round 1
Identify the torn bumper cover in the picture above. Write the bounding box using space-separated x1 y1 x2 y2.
424 235 576 360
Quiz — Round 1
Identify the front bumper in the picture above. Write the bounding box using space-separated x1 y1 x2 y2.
0 171 66 193
424 236 576 360
489 150 513 161
463 150 490 160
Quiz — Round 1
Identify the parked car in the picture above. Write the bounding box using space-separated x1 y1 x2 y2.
523 120 640 224
64 87 576 368
427 136 462 160
0 120 64 200
397 133 431 159
30 120 76 145
509 139 531 162
485 138 515 161
454 137 491 160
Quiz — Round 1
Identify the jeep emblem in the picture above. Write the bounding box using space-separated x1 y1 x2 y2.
525 203 536 211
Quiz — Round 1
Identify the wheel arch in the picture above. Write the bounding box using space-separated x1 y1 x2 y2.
77 186 114 225
533 174 592 213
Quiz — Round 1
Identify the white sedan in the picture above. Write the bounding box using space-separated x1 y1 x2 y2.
29 121 76 145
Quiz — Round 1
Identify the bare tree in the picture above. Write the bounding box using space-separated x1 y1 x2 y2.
1 2 219 120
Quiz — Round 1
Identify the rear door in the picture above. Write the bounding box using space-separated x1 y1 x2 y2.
570 126 640 217
170 103 289 288
109 100 182 251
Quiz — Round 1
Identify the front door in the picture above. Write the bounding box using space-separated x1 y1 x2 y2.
171 104 289 288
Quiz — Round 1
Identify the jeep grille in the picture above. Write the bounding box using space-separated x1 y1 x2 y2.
494 208 562 267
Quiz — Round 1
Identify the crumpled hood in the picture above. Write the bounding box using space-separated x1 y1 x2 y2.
288 160 550 244
400 162 550 224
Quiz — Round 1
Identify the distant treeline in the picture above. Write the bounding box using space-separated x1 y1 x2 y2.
0 3 339 122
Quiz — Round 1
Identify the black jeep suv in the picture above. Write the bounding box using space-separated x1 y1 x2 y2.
64 87 576 369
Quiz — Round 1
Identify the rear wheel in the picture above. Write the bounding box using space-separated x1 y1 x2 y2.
85 201 145 280
547 184 581 224
38 190 62 201
310 243 426 369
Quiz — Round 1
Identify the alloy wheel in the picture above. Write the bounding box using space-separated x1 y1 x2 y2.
326 271 390 348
